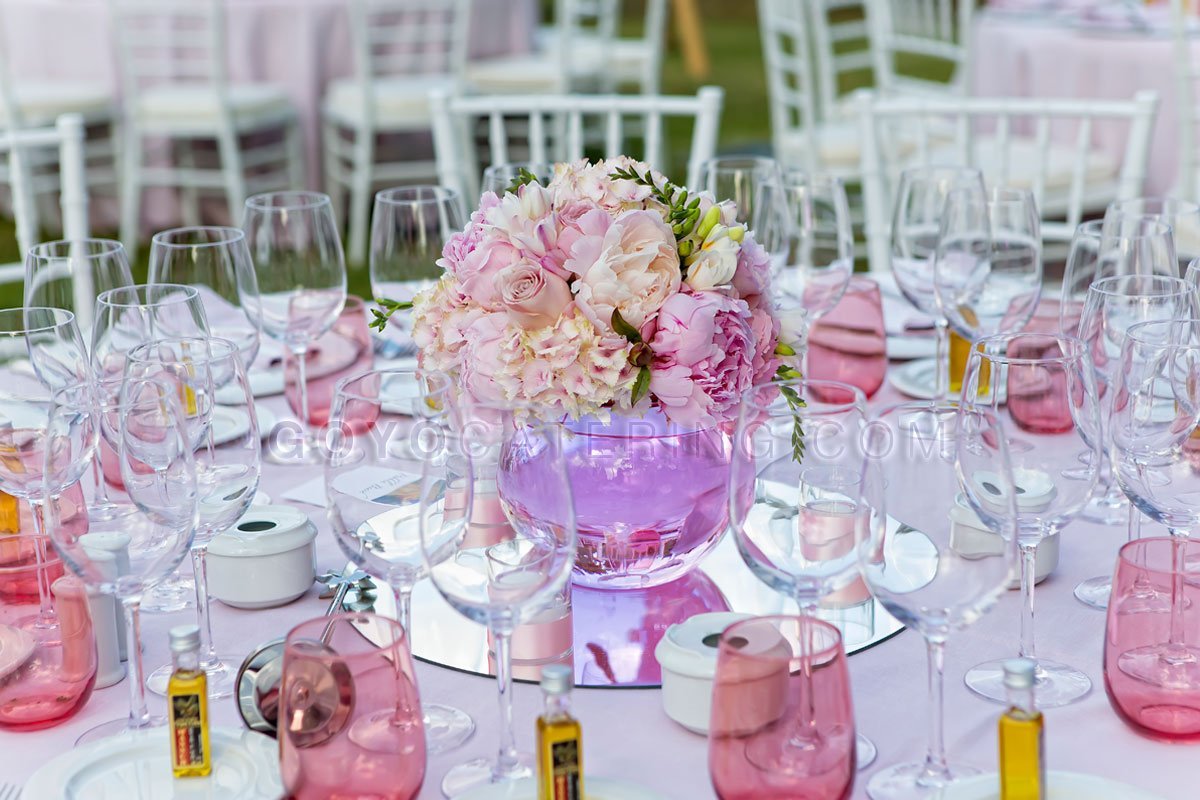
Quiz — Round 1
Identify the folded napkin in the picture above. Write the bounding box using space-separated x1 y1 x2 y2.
873 273 936 337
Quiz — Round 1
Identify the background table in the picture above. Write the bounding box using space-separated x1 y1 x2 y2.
971 6 1193 197
0 374 1189 799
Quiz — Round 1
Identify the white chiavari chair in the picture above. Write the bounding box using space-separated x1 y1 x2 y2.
866 0 975 99
110 0 304 257
322 0 470 263
1172 0 1200 202
430 86 723 203
856 89 1160 272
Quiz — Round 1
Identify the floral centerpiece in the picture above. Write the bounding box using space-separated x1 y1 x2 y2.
374 157 803 588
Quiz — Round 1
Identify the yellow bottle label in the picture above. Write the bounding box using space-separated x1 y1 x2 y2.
999 708 1045 800
168 670 211 778
537 716 583 800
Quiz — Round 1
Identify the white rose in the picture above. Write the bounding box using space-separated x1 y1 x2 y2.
685 236 739 291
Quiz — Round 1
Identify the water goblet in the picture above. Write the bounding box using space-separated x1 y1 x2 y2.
1104 196 1200 274
243 190 347 464
481 162 554 196
702 155 781 226
284 295 374 429
325 366 474 753
959 333 1103 707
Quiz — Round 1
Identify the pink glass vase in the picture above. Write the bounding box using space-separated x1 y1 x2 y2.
285 295 374 428
806 277 887 399
280 612 425 799
709 615 856 799
1105 537 1200 740
0 535 97 731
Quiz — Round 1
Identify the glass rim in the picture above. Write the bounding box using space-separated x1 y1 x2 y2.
285 610 408 655
125 335 240 365
1097 216 1174 240
0 536 63 573
95 283 201 308
719 614 843 663
742 377 866 416
701 154 779 173
26 238 125 260
1086 274 1192 298
775 168 845 189
1125 317 1200 346
482 161 554 174
1117 536 1200 577
244 190 332 212
1107 196 1200 216
898 164 983 183
968 332 1089 367
151 225 247 248
374 185 461 207
332 366 453 406
0 306 77 336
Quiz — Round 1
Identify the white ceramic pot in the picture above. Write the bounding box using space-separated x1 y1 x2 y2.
654 612 751 735
208 506 317 609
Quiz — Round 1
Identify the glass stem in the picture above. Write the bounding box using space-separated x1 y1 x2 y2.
795 595 821 743
922 635 951 782
92 453 111 506
1168 529 1189 649
1018 541 1038 660
934 318 950 402
122 596 151 730
292 344 313 447
191 544 219 668
491 620 523 780
1130 508 1155 600
27 499 57 625
391 581 414 640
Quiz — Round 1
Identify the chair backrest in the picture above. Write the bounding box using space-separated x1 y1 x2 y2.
866 0 974 97
0 10 25 130
0 114 89 285
430 86 724 201
808 0 874 122
1173 0 1200 201
350 0 471 87
109 0 229 109
758 0 821 172
596 0 668 94
856 89 1160 272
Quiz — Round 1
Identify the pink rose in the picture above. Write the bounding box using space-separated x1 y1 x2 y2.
647 289 756 427
568 209 681 332
459 313 523 405
495 260 573 330
731 234 772 309
457 236 521 310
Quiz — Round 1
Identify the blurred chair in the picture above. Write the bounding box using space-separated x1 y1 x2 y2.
866 0 974 99
111 0 304 256
323 0 470 263
430 86 723 202
1172 0 1200 201
0 114 88 284
536 0 669 94
856 89 1160 272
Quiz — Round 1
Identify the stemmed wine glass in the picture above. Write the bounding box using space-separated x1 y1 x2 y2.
702 155 781 226
419 402 577 796
148 226 263 368
958 333 1103 707
729 376 877 770
856 402 1018 799
481 162 553 196
47 375 198 743
0 308 91 634
243 191 347 464
129 337 261 699
1104 196 1200 273
369 186 465 354
890 166 987 401
325 366 475 753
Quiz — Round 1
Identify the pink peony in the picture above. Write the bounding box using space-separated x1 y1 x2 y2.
647 289 756 427
494 260 572 330
747 305 782 385
731 234 772 309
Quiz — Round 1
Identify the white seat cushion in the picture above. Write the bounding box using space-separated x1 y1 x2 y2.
465 47 606 94
135 84 293 131
323 76 459 129
1 82 113 125
923 138 1118 193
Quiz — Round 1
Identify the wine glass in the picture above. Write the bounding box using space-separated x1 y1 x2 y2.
129 337 261 699
934 187 1042 355
47 375 198 743
730 376 877 769
242 191 347 464
420 402 577 796
708 616 856 799
702 155 781 226
325 366 475 753
890 166 987 401
369 186 465 355
481 162 553 196
148 226 263 368
857 402 1018 799
958 333 1103 707
1104 196 1200 274
0 308 91 635
1061 219 1177 321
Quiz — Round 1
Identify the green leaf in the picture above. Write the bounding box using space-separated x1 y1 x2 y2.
505 167 540 194
369 298 413 332
775 365 807 463
611 309 642 343
631 365 651 406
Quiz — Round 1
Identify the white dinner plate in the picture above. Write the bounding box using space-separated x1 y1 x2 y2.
937 771 1166 800
216 367 285 404
459 777 667 800
888 358 1005 403
0 622 36 681
210 405 277 446
24 727 282 799
887 335 937 361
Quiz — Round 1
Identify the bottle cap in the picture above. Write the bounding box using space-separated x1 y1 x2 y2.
1002 657 1036 690
169 624 201 655
541 663 573 695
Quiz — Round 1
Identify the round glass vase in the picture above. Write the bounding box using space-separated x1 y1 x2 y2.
530 410 732 590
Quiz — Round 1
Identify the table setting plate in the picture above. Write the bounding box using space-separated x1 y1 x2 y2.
0 622 36 681
211 405 277 446
888 358 1005 403
458 776 667 800
216 367 285 404
937 771 1166 800
24 726 282 799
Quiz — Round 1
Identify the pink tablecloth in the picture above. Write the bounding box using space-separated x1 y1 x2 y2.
0 0 536 192
971 7 1191 196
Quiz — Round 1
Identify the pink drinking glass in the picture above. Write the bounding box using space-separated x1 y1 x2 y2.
284 295 374 428
709 615 855 800
1105 537 1200 740
0 535 97 730
1008 296 1083 337
806 276 887 399
1003 332 1083 434
280 612 425 799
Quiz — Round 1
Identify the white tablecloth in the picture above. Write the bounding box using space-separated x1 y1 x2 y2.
971 6 1193 196
0 0 536 194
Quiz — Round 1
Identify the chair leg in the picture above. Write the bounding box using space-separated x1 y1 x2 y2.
178 139 201 227
285 116 306 190
323 118 343 225
216 126 247 227
347 126 374 266
119 124 143 258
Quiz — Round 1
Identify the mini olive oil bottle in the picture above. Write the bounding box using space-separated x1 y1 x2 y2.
167 624 212 778
999 658 1044 800
536 664 583 800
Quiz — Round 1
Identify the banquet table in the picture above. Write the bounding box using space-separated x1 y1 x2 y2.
971 4 1195 197
0 0 536 196
0 371 1192 800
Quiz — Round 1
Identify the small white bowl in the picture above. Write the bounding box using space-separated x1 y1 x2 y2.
654 612 752 735
208 506 317 609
